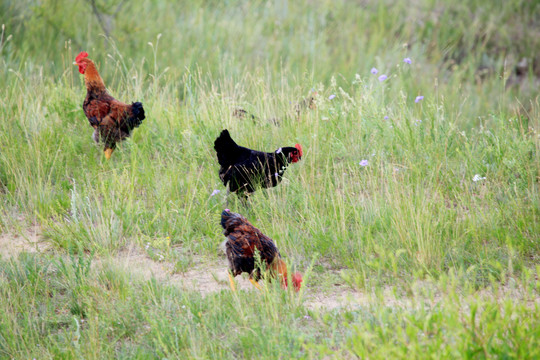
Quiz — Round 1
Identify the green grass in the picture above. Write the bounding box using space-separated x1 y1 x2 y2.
0 0 539 358
0 253 538 358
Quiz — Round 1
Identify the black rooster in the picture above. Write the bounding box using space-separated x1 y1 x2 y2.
213 129 302 199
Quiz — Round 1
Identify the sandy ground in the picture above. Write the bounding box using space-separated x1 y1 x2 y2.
0 225 49 256
1 227 537 311
0 227 386 309
104 244 258 293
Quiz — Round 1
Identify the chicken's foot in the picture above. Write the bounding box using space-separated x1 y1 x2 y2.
249 278 262 290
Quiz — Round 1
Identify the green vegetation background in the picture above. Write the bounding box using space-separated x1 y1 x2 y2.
0 0 538 358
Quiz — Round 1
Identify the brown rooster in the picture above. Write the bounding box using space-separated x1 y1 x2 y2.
220 209 302 292
74 51 145 159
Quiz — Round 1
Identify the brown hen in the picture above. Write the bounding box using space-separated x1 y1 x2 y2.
220 209 302 291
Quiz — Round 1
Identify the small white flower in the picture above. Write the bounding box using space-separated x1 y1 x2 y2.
472 174 486 182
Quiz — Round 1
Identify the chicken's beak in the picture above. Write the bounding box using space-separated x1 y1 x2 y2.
73 62 78 66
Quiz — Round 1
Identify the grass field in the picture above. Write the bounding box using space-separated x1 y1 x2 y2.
0 0 539 358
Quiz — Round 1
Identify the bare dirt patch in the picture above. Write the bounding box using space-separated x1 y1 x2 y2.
107 246 443 310
103 243 256 294
107 245 392 309
2 229 538 311
0 226 50 259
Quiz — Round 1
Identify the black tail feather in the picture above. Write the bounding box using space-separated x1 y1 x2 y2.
221 209 232 229
214 129 240 167
128 102 145 129
214 130 236 151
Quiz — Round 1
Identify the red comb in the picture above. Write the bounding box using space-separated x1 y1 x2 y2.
75 51 89 63
295 143 303 157
292 272 303 292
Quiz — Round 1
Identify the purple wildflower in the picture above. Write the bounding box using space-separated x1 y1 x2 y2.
415 95 424 103
378 74 388 82
371 67 378 74
384 116 389 120
359 160 369 167
403 57 412 64
328 94 336 100
211 189 221 197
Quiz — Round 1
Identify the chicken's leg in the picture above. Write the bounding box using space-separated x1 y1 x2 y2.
104 148 114 160
239 193 249 208
228 273 237 292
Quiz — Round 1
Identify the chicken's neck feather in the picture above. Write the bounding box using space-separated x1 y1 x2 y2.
84 62 106 93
